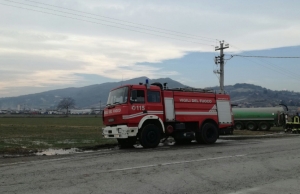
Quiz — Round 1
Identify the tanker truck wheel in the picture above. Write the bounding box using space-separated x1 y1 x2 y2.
258 122 269 131
196 123 218 144
234 122 244 130
139 124 161 148
117 137 137 148
246 122 257 131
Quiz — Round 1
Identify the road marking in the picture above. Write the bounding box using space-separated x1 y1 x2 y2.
104 154 246 173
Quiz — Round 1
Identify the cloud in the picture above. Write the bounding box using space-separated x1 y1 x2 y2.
1 0 300 97
0 28 201 97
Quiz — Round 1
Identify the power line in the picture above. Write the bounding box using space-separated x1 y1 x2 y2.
0 2 215 47
226 43 300 82
24 0 217 41
232 51 300 79
233 46 300 80
232 55 300 59
4 0 217 43
228 44 300 79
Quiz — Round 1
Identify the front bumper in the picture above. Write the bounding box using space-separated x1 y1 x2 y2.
102 125 138 138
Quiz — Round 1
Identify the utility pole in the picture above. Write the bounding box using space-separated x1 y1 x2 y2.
214 40 229 94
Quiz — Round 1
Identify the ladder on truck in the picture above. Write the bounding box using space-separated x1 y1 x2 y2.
167 87 214 93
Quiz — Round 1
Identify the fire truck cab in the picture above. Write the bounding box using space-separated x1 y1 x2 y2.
102 81 233 148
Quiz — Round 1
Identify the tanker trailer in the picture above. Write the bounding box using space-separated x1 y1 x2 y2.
232 107 286 131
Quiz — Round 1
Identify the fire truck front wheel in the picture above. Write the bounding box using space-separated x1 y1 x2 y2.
196 123 218 144
139 124 161 148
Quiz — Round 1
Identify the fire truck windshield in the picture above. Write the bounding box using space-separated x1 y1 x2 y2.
106 87 128 106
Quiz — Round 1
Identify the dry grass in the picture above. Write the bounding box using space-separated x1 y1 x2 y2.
0 117 116 155
0 117 286 155
233 127 284 135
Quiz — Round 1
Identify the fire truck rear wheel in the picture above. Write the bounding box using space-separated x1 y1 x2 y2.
139 124 161 148
196 123 218 144
117 137 137 148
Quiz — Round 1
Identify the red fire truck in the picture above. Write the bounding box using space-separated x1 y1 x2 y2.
102 80 233 148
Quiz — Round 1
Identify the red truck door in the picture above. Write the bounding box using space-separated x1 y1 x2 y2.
127 88 146 123
145 89 164 119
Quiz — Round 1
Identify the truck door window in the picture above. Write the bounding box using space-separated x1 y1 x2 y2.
147 91 161 103
131 90 145 103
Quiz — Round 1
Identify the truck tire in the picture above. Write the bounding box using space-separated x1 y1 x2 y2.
234 122 244 130
117 137 137 148
258 122 269 131
246 122 257 131
196 123 218 144
139 124 161 148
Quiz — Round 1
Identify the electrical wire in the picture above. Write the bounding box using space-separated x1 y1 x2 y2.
23 0 217 41
0 2 215 47
232 55 300 58
229 44 300 79
3 0 217 44
226 43 300 82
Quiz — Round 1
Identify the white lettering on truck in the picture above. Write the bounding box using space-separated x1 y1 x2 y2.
113 109 121 113
199 99 212 103
132 105 145 111
179 99 212 103
104 109 121 115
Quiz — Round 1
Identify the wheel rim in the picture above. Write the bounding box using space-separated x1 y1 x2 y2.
146 130 157 143
206 127 215 139
261 124 267 130
236 124 242 130
248 124 254 130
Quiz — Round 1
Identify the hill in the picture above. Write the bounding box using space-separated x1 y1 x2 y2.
1 78 300 112
0 77 186 109
208 83 300 110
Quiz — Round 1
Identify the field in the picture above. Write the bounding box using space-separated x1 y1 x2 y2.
0 116 116 155
0 116 285 155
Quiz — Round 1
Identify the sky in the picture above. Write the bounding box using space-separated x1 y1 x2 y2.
1 0 300 97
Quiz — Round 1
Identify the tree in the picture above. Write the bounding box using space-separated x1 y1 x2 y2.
57 97 75 116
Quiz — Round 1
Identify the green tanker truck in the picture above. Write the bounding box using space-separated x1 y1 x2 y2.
232 107 286 131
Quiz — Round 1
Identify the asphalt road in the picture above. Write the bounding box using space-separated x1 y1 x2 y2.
1 137 300 194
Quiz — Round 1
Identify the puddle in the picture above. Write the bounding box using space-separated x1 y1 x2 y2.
35 139 234 155
36 148 90 156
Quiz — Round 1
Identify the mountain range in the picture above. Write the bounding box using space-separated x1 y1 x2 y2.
1 77 300 112
0 77 186 110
